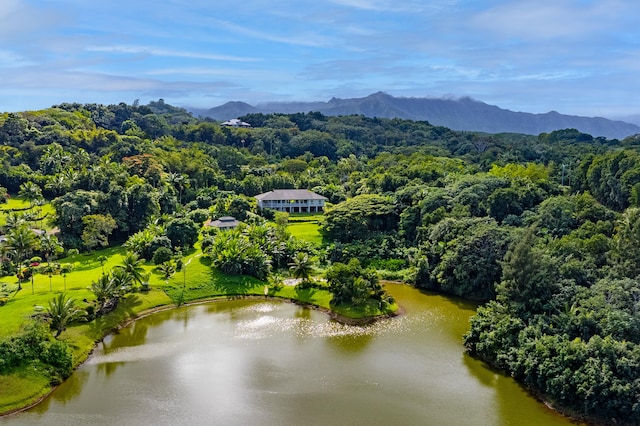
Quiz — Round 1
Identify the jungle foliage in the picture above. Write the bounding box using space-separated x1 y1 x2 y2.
1 100 640 423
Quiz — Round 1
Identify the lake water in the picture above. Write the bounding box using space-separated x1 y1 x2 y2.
2 284 574 425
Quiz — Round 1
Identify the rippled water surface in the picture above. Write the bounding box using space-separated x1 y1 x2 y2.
2 284 572 425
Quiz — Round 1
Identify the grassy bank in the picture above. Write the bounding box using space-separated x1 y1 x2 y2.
0 243 397 415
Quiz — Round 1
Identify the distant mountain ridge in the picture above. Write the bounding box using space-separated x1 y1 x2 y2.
194 92 640 139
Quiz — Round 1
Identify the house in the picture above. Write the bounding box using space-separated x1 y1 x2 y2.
221 118 251 128
207 216 240 230
255 189 327 213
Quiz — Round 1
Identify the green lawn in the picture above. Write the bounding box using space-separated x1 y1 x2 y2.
286 213 324 245
0 196 56 230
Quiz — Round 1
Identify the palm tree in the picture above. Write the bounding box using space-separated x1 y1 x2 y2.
110 267 133 295
18 181 43 208
40 233 63 265
288 251 314 284
42 262 59 292
158 260 176 282
89 272 124 316
47 293 85 338
4 211 27 231
28 256 42 295
166 171 188 204
6 225 39 289
60 263 74 292
116 252 148 288
97 255 108 275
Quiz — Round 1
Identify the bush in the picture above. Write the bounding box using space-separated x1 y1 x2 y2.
142 235 172 260
0 321 73 379
187 208 210 225
152 246 174 265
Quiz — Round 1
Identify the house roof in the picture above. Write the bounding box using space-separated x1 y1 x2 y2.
208 216 240 228
255 189 327 201
221 118 250 127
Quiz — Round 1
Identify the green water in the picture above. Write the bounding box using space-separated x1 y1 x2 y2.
2 284 574 425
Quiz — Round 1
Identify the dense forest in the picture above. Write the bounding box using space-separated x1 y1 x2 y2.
1 100 640 424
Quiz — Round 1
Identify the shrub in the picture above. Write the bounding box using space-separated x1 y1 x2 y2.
152 246 174 265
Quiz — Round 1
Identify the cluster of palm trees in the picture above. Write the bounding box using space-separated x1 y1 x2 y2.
89 252 148 317
1 214 68 293
18 248 148 338
202 222 314 281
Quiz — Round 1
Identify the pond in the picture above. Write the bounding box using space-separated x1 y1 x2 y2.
2 284 574 425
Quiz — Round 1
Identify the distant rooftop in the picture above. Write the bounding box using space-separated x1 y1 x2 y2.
221 118 250 127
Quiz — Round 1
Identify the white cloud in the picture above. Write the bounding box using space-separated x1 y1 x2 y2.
209 19 338 48
85 45 259 62
470 0 628 41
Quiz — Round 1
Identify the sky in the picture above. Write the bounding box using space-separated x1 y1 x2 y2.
1 0 639 120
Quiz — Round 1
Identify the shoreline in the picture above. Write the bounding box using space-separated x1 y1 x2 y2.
0 294 400 418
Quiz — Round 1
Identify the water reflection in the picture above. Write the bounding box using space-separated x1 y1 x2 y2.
1 286 574 426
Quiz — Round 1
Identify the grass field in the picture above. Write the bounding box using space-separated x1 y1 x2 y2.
286 213 324 245
0 196 56 230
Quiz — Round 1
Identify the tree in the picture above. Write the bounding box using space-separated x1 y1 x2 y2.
496 227 558 317
127 183 161 233
165 218 199 249
97 255 108 275
326 258 385 307
116 252 148 288
81 214 117 251
158 260 176 282
39 233 63 266
6 224 39 289
288 252 314 283
47 293 85 338
90 273 118 312
612 207 640 278
42 262 58 292
322 194 398 242
18 181 43 207
60 263 74 292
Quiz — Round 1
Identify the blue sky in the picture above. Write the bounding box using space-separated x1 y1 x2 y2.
1 0 639 119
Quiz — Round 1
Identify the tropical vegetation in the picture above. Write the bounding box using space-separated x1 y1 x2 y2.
0 101 639 423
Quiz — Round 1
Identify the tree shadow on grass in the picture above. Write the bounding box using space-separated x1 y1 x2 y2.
294 286 318 304
85 294 143 340
209 268 252 295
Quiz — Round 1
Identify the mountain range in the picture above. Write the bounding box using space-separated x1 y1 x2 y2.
193 92 640 140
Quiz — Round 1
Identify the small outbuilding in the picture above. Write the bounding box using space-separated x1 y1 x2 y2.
207 216 240 230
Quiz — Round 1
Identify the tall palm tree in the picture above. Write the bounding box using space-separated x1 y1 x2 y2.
97 255 108 275
40 233 63 265
47 293 85 338
42 262 59 292
6 225 39 289
165 171 187 204
60 263 74 292
116 252 148 287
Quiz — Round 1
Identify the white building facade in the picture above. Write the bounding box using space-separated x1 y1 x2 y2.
255 189 327 213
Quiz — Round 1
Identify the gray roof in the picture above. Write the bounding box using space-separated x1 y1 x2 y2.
208 216 240 228
255 189 327 201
